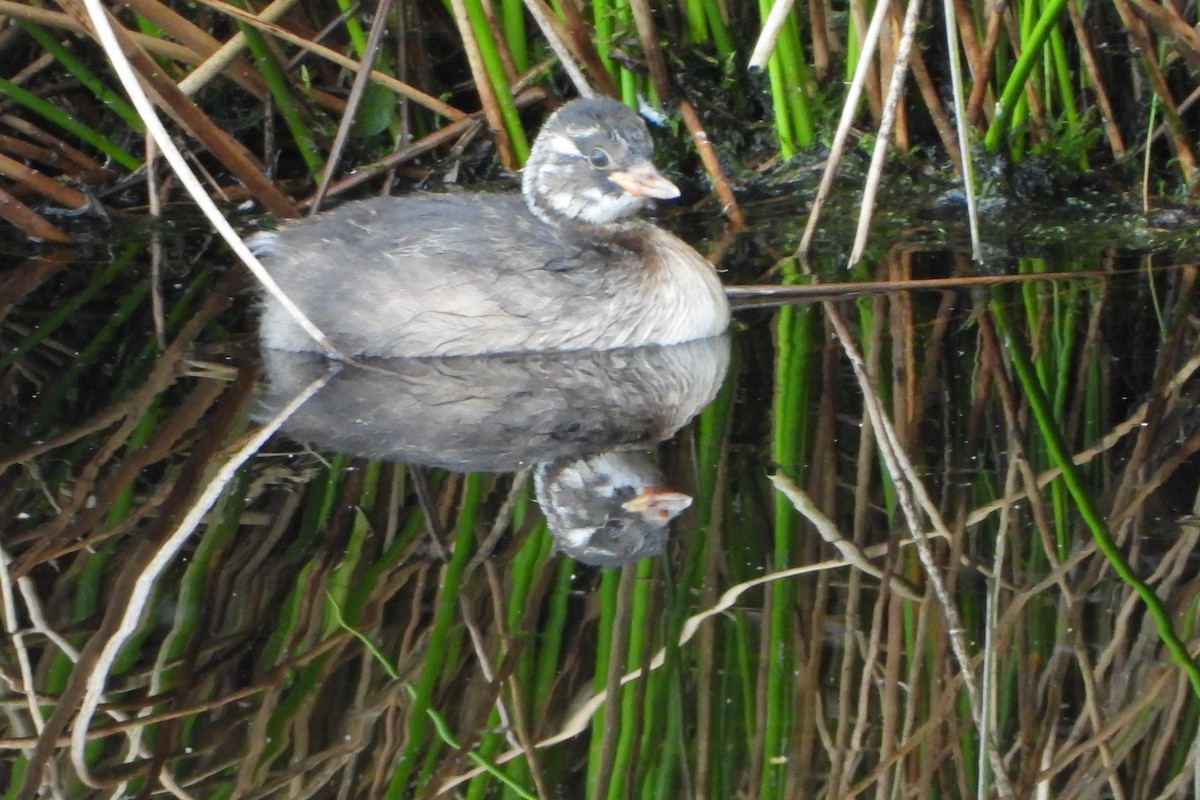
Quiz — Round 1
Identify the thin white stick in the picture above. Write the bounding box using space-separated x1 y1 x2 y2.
941 0 983 262
825 307 1016 799
78 0 338 354
797 0 891 255
175 0 303 96
522 0 594 97
748 0 797 70
68 370 331 786
848 0 924 266
438 557 853 792
769 473 921 600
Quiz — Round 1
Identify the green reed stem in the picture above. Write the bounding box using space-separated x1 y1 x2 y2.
333 0 368 55
0 78 140 170
501 0 528 72
0 253 130 374
386 473 482 797
157 477 252 690
323 508 376 637
983 0 1069 152
990 294 1200 698
463 0 529 162
592 0 617 77
403 684 538 799
330 592 400 679
605 557 655 800
18 21 142 130
683 0 733 57
763 265 812 797
586 567 621 791
533 553 574 711
1047 23 1079 126
239 23 324 178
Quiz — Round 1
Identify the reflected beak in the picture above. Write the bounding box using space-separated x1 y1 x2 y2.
609 162 681 200
623 487 693 522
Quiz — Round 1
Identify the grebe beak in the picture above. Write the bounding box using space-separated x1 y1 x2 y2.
610 162 681 200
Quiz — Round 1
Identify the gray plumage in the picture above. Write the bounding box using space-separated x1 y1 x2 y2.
258 335 729 471
255 97 730 358
535 452 691 567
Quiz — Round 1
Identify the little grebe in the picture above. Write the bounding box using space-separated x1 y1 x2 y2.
254 97 731 358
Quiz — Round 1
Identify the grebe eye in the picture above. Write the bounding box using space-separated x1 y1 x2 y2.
588 148 612 168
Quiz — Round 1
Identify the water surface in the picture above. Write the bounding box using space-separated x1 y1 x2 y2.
2 205 1198 799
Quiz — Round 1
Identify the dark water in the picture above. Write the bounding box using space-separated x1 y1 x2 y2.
3 205 1199 799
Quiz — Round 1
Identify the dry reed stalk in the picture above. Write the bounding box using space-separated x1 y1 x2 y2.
310 0 396 213
0 151 91 208
692 430 730 800
1126 0 1200 68
847 0 922 266
190 0 465 121
120 0 276 100
885 4 909 151
679 98 745 228
964 3 1004 128
852 0 883 119
531 0 616 97
797 0 891 255
843 563 885 790
808 0 832 78
908 46 963 175
0 0 217 69
54 0 299 217
447 0 514 168
521 0 596 97
314 87 546 203
477 0 521 86
0 114 111 176
825 294 1020 798
0 184 69 241
0 131 105 183
1108 267 1197 514
3 280 236 576
1065 0 1125 158
1111 0 1198 184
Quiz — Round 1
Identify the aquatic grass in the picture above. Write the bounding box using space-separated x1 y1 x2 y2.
989 290 1200 699
451 0 529 166
1018 267 1079 563
16 20 142 131
239 22 326 179
501 0 529 72
323 472 379 635
762 259 816 798
605 557 655 800
461 488 553 799
586 565 622 795
10 260 1200 795
385 472 483 798
10 3 1200 797
252 455 351 742
591 0 648 107
0 77 141 171
685 0 734 60
660 353 738 795
754 0 813 158
24 273 150 438
0 250 131 376
405 682 539 799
